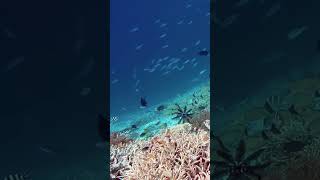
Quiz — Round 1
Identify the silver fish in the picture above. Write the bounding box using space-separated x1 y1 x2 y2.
162 45 169 48
160 23 167 28
111 79 119 84
129 27 139 32
265 3 281 17
287 26 308 40
80 87 91 96
194 40 201 46
159 33 167 38
177 20 184 25
200 69 207 75
181 48 188 52
3 172 30 180
135 44 144 50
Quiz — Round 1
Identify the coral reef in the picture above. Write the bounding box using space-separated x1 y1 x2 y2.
263 139 320 180
110 124 210 180
189 110 210 132
214 75 320 179
110 132 133 147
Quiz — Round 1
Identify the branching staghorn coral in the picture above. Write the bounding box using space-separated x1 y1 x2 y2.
110 132 133 147
263 139 320 180
125 124 210 180
189 110 210 132
110 140 147 179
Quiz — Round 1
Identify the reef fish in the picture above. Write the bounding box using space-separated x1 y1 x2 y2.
198 50 209 56
156 105 166 111
287 26 308 40
129 27 139 32
140 97 148 108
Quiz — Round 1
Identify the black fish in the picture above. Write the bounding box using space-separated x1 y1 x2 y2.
156 105 166 111
264 102 274 114
288 104 300 116
198 105 206 110
140 97 148 108
140 132 147 137
198 50 209 56
261 131 269 140
244 128 248 136
131 124 137 129
141 146 149 151
270 123 281 134
315 90 320 97
98 114 109 142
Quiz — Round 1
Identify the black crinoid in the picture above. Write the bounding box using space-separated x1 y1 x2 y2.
213 139 271 180
171 103 193 124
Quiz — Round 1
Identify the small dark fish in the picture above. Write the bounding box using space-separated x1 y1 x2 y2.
270 123 281 134
315 90 320 97
156 105 166 111
155 121 161 125
131 124 137 129
288 104 300 116
264 101 274 114
317 40 320 52
194 100 198 104
142 146 149 151
198 105 206 110
244 128 248 136
261 131 269 140
140 132 147 137
98 114 109 142
140 97 148 108
198 50 209 56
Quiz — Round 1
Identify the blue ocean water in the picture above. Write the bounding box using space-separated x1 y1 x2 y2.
110 0 210 132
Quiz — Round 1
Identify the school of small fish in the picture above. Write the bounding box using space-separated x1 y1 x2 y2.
110 0 211 92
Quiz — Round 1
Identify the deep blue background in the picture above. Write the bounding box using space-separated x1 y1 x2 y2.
110 0 210 118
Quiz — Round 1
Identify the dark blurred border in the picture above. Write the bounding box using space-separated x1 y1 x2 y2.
0 0 110 177
106 0 111 178
210 0 215 177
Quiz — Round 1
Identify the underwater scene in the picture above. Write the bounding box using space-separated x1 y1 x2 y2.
212 0 320 179
110 0 210 179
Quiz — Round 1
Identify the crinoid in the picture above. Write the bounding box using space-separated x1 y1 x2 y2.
262 95 303 132
171 104 193 124
263 95 290 122
213 139 270 180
